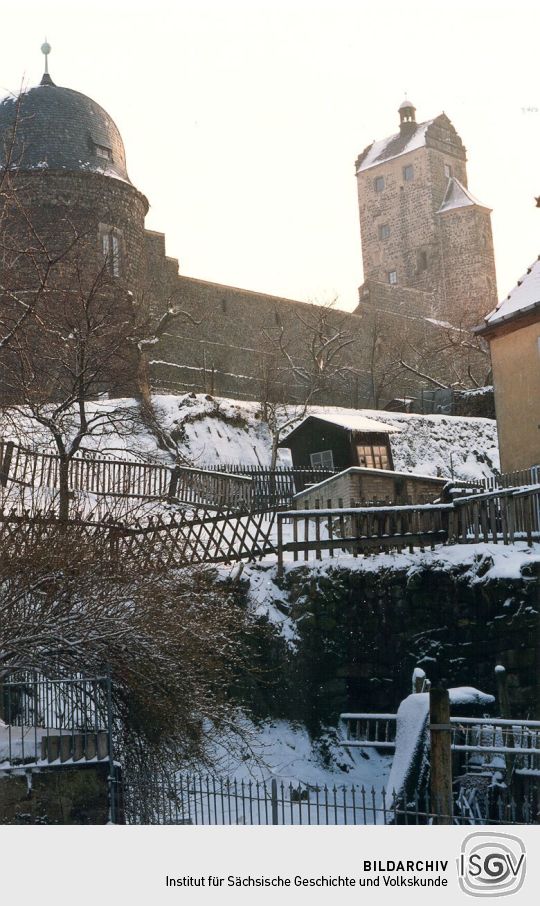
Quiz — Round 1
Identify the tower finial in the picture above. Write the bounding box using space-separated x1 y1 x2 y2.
40 40 55 86
41 40 51 73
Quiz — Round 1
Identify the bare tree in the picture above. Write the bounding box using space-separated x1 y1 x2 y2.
0 240 141 520
355 301 492 410
133 303 201 460
260 300 360 466
0 527 259 767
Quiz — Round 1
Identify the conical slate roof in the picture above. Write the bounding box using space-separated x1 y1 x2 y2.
0 75 130 183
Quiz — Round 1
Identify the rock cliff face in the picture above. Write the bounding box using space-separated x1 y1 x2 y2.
240 547 540 732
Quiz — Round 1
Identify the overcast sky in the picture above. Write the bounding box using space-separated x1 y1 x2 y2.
2 0 539 311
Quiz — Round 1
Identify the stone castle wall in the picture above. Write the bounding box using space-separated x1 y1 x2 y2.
2 171 149 289
148 272 371 406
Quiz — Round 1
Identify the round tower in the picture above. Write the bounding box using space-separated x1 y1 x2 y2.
0 45 149 292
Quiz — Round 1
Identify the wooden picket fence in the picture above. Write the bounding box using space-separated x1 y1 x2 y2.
1 483 538 572
199 465 337 509
0 440 252 512
277 484 540 574
483 466 539 491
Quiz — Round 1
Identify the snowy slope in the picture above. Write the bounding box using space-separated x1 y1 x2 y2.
158 395 500 481
0 392 500 481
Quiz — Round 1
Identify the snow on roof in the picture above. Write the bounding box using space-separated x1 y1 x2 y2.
485 255 540 326
293 412 401 435
356 120 433 173
437 177 489 213
293 466 447 499
399 98 415 110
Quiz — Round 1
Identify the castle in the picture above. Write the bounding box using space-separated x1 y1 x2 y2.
0 51 498 410
355 99 497 325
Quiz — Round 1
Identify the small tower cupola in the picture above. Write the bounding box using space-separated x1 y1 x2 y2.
398 98 416 133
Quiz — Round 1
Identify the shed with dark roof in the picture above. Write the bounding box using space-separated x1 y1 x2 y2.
279 413 399 471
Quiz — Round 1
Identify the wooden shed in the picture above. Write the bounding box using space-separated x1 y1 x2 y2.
279 413 399 472
292 467 448 509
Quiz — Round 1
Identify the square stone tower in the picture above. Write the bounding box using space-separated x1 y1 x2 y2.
355 101 498 325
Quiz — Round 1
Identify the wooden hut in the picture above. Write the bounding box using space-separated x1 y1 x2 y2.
279 413 399 471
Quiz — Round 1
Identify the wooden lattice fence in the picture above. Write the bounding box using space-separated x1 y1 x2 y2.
0 507 276 567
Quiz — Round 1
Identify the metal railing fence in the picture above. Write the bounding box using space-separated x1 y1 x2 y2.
0 671 113 768
340 714 540 774
122 772 540 826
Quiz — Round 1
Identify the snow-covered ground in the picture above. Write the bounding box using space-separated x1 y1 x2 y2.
151 394 500 482
0 392 500 482
0 395 518 797
210 718 392 790
240 541 540 644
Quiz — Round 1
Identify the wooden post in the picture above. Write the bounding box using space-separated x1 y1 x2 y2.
429 687 453 825
0 440 14 487
277 515 283 578
167 466 180 502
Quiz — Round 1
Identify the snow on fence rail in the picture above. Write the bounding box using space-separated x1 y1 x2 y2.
276 485 540 574
453 484 540 543
122 771 539 825
277 503 452 574
340 714 540 773
0 439 252 511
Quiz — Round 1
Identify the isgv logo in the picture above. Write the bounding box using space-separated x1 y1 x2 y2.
458 833 526 897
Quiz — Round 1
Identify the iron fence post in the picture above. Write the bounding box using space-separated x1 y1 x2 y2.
271 778 279 825
106 665 117 824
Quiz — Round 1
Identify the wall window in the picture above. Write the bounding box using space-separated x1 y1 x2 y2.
444 163 453 179
357 444 390 470
378 223 390 240
374 176 385 193
388 270 397 285
95 143 112 161
99 224 122 277
310 450 334 469
403 164 414 181
418 250 428 271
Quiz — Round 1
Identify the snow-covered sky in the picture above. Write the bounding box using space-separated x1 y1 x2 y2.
2 0 540 311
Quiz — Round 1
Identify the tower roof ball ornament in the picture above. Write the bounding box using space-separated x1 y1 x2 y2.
40 39 55 86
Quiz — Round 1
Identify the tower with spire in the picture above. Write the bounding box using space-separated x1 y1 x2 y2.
354 101 498 325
